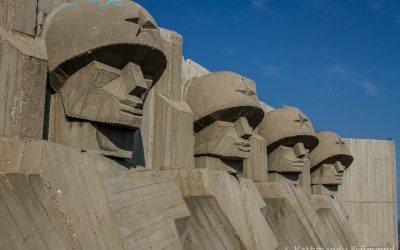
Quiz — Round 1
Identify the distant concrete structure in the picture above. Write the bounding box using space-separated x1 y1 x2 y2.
339 139 398 249
0 0 397 249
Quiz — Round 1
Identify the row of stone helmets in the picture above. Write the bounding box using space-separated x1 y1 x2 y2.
185 72 353 195
41 1 353 194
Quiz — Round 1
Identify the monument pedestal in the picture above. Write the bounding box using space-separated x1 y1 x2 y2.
0 137 190 249
256 181 343 248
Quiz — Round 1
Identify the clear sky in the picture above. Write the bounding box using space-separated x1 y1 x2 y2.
136 0 400 213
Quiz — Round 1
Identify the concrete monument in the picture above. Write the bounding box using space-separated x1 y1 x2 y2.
0 0 397 249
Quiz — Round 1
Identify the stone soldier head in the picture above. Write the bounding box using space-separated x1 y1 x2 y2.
44 1 167 159
258 107 319 185
185 72 264 172
309 131 353 195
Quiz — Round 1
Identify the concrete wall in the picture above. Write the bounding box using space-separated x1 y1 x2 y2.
338 139 397 249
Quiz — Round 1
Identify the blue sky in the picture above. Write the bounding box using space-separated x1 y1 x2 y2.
136 0 400 212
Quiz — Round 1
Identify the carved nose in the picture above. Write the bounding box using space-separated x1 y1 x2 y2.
334 161 345 173
122 62 151 98
293 142 309 158
235 117 253 139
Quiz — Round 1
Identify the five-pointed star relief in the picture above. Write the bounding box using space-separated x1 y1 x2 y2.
294 114 310 129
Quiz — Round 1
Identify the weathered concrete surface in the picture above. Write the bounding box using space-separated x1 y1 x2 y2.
44 1 166 77
338 139 397 249
0 174 81 250
136 29 194 170
0 137 191 250
99 167 191 249
257 182 337 248
0 1 397 249
185 72 264 132
182 59 210 84
182 196 246 249
312 194 358 248
0 137 281 250
243 134 269 182
161 169 279 250
0 0 38 37
0 32 47 139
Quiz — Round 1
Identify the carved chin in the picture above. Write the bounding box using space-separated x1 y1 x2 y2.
95 123 136 159
230 146 251 160
314 177 343 186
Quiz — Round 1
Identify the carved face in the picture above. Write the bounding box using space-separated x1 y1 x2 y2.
311 161 346 185
59 61 152 129
194 117 253 160
45 0 166 130
268 142 309 183
44 1 167 159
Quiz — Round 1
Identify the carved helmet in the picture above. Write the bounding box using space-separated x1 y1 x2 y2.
44 0 167 91
258 107 319 153
185 72 264 132
309 131 353 171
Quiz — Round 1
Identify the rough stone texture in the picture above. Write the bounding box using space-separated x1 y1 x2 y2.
163 169 279 250
0 0 38 37
312 194 358 248
185 72 264 131
260 101 274 113
257 182 337 248
243 134 269 182
38 0 66 16
0 137 190 250
0 174 80 250
182 59 210 89
137 29 194 170
0 1 397 249
100 168 190 249
44 1 166 76
0 34 47 139
338 139 398 249
182 196 246 249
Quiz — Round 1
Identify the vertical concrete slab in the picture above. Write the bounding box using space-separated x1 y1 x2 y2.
11 0 38 37
338 139 397 248
0 0 38 36
139 29 195 170
243 134 269 182
182 59 210 91
0 0 9 29
0 35 47 139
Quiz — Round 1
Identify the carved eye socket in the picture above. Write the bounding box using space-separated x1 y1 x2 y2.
125 17 156 29
125 17 140 24
142 20 157 29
